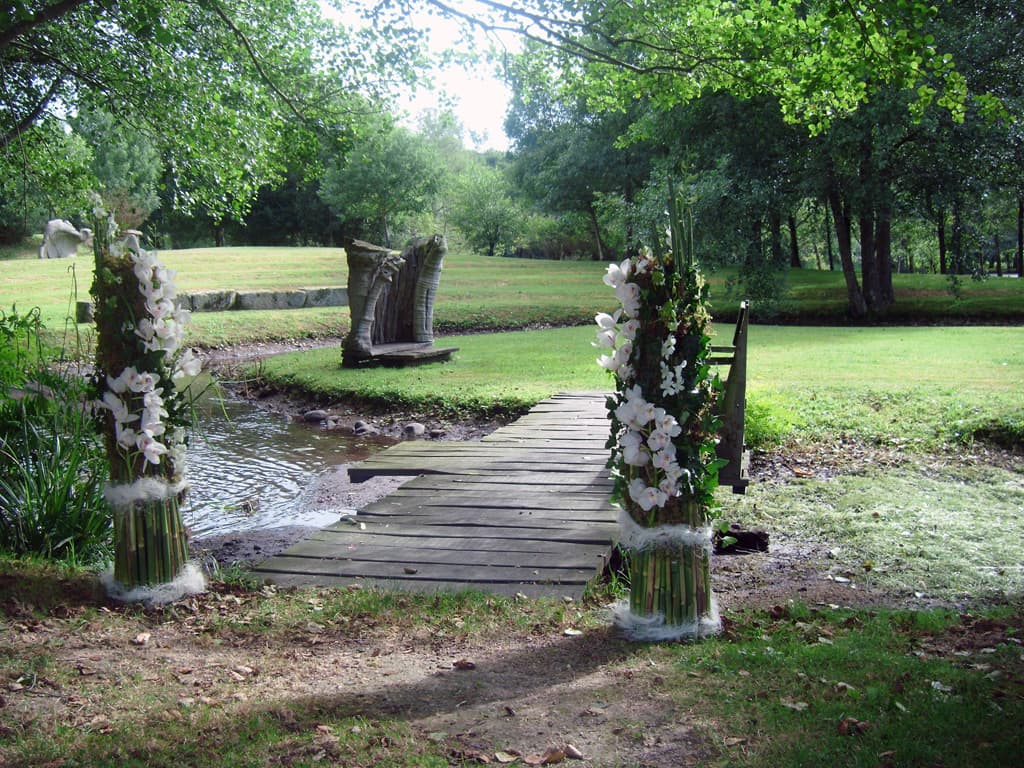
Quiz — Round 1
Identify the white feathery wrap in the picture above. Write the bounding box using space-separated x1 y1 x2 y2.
102 562 206 605
105 476 188 507
611 598 722 642
616 506 714 554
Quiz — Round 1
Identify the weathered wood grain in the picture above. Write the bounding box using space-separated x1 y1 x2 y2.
252 392 619 597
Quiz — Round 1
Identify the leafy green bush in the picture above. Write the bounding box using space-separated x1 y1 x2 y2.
744 393 803 449
0 308 111 565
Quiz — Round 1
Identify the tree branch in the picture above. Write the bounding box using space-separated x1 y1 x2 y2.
424 0 756 86
0 0 92 51
0 75 63 150
208 2 314 128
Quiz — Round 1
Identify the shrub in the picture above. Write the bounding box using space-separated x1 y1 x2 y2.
744 394 802 449
0 308 111 565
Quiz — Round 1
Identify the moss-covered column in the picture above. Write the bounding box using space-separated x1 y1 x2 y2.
90 206 201 590
598 206 725 641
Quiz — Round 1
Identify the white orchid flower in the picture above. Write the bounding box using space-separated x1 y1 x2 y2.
115 423 139 449
100 391 137 424
595 310 621 330
136 433 167 465
623 443 650 467
602 258 631 289
619 318 641 342
594 329 617 348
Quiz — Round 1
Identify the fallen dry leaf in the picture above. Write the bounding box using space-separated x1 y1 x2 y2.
494 751 519 764
453 659 477 670
564 743 585 759
131 632 151 647
524 747 565 765
837 717 871 735
723 737 747 746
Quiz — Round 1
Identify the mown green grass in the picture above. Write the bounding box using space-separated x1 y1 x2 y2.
666 604 1024 768
4 246 1024 349
730 462 1024 601
261 324 1024 448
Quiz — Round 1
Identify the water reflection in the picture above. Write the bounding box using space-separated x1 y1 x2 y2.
181 385 392 538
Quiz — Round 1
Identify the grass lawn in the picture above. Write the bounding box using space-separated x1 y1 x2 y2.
2 244 1022 767
259 323 1024 449
1 562 1021 768
3 246 1024 349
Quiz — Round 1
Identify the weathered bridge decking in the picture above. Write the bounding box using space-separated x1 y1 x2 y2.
252 392 619 597
252 307 749 597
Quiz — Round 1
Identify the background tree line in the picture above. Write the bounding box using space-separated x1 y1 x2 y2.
2 0 1020 321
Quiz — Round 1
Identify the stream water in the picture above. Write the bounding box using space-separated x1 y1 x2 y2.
180 389 391 538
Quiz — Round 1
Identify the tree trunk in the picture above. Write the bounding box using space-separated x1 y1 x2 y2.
828 188 868 319
1011 198 1019 280
824 202 835 271
876 204 894 311
1016 198 1023 277
373 235 447 345
859 213 879 311
788 214 801 268
768 210 783 266
995 233 1003 277
952 200 965 273
938 214 947 275
748 217 764 266
587 200 606 261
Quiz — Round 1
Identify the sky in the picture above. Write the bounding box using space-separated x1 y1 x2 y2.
324 1 515 152
404 9 516 152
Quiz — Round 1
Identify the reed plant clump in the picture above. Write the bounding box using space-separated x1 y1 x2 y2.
0 307 111 565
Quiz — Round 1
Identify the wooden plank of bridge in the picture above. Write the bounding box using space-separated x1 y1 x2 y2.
252 392 618 597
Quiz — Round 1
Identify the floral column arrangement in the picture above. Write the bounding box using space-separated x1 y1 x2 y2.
90 207 202 594
597 241 725 641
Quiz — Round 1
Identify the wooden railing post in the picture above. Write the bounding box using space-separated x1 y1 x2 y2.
714 301 750 493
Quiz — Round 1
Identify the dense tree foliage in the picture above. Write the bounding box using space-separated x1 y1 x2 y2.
0 0 425 239
319 126 445 246
448 160 523 257
476 0 1022 318
70 105 162 230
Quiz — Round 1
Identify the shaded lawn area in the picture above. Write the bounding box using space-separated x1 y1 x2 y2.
257 324 1023 450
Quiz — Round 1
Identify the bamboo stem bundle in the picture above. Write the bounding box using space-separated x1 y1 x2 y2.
113 497 188 588
626 538 712 630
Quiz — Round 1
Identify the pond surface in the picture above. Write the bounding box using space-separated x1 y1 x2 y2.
180 387 392 538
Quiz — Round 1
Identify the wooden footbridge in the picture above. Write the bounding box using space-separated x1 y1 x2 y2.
252 303 749 598
252 392 618 597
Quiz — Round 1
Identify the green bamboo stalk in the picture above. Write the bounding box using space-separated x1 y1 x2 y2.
631 551 642 614
662 552 671 621
646 549 656 614
684 547 696 622
670 556 682 626
652 550 662 617
690 546 700 622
